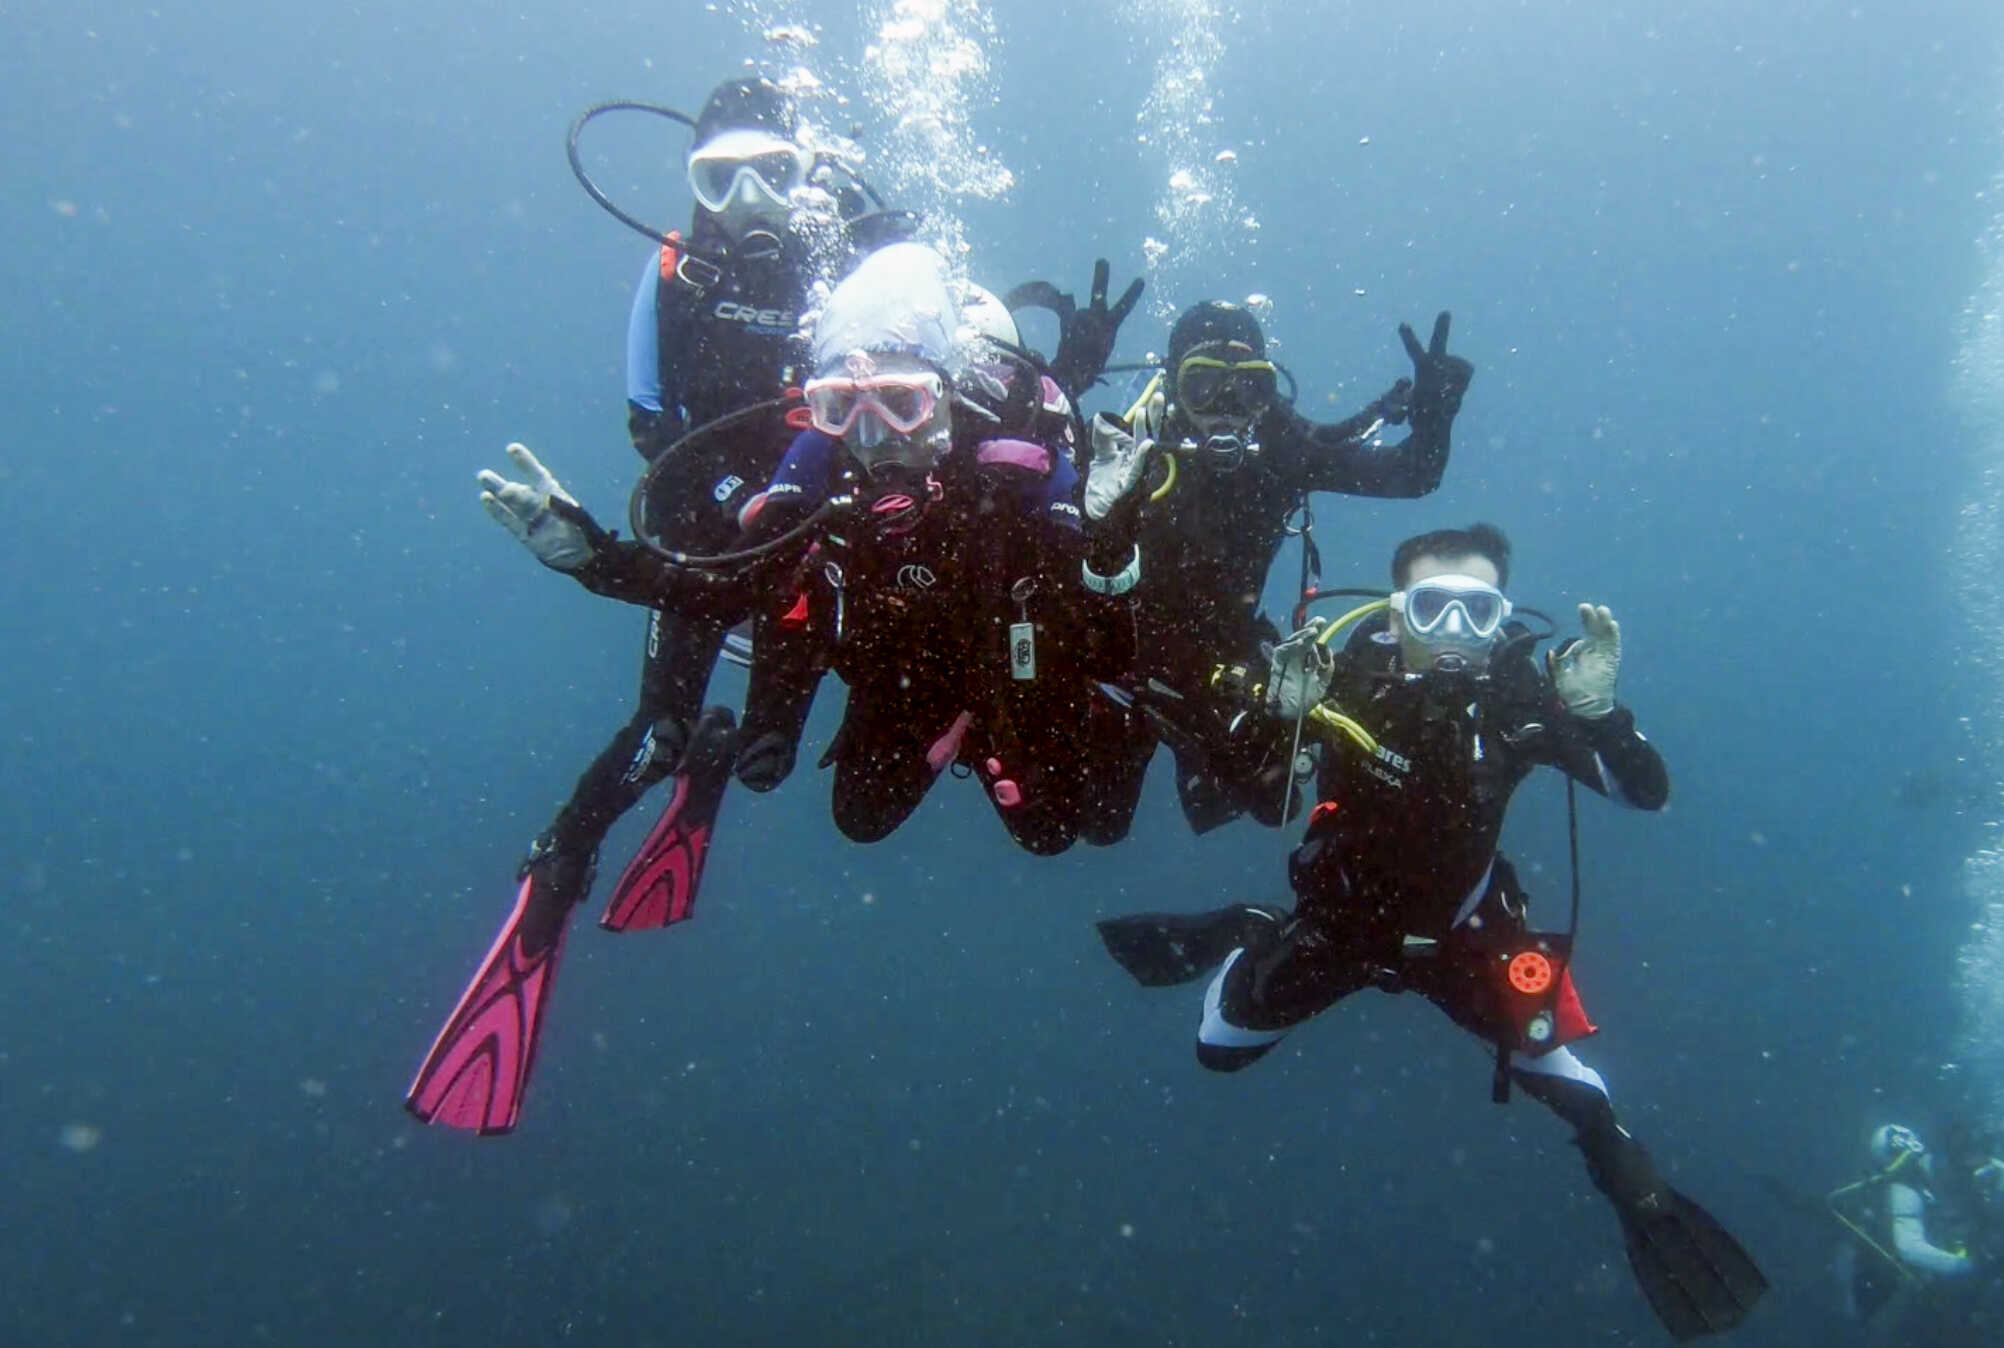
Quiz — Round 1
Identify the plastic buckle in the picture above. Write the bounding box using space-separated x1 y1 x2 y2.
676 252 723 292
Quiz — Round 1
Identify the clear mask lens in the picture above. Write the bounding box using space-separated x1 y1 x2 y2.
803 374 943 439
688 137 807 214
1402 581 1508 638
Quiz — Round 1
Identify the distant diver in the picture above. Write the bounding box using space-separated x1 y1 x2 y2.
1827 1121 2004 1342
1893 765 2000 814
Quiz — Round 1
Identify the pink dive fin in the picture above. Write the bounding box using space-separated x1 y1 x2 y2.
600 707 735 932
405 874 568 1135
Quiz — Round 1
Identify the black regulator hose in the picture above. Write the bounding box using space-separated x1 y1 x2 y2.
567 101 694 246
627 396 853 570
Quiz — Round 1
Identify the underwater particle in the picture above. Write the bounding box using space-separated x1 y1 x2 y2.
58 1122 103 1153
1214 149 1237 164
51 199 79 218
861 890 876 906
532 1192 575 1237
1476 1235 1496 1256
1354 288 1367 296
1119 1222 1135 1239
1358 135 1372 146
299 1078 328 1098
1749 831 1768 846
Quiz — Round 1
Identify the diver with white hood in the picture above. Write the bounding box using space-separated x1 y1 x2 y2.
720 241 1148 852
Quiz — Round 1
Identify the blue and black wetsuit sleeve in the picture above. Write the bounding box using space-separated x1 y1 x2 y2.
626 251 688 460
737 429 839 538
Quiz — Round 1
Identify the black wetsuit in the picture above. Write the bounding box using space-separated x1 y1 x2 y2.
1114 399 1456 833
736 429 1135 855
1198 619 1666 1129
1100 618 1770 1339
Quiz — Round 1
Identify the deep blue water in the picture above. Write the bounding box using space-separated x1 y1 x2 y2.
7 1 2004 1343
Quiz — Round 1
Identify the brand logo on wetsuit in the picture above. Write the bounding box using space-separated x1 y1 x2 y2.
712 301 796 330
895 563 938 591
1364 742 1413 789
713 474 745 503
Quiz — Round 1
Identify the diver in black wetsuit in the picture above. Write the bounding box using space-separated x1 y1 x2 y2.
483 243 1145 855
406 77 915 1137
509 76 904 915
1095 523 1768 1341
1080 301 1470 835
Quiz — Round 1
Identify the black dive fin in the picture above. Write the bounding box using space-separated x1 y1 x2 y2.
1095 906 1275 987
1617 1188 1769 1341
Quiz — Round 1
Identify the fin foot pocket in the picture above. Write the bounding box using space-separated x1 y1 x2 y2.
601 706 738 932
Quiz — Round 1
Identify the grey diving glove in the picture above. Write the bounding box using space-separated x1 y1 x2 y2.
1265 618 1336 721
477 442 603 572
1084 389 1163 523
1547 602 1621 719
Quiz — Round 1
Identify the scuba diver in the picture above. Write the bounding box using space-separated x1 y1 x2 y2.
1827 1122 2004 1341
476 242 1147 858
745 260 1148 854
406 75 910 1136
1094 524 1768 1340
1082 300 1472 835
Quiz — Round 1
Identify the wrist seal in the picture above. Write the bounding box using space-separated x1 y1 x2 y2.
1082 544 1141 596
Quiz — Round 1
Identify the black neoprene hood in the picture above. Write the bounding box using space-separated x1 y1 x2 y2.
1167 300 1267 366
692 77 798 146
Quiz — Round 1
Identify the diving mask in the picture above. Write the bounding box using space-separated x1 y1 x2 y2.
1176 354 1278 415
688 130 811 217
1392 574 1511 671
803 370 947 440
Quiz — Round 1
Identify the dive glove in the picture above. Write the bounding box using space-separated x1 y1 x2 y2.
1548 603 1621 719
1400 311 1474 427
1084 388 1163 524
1266 618 1336 721
478 442 603 572
1005 259 1145 400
